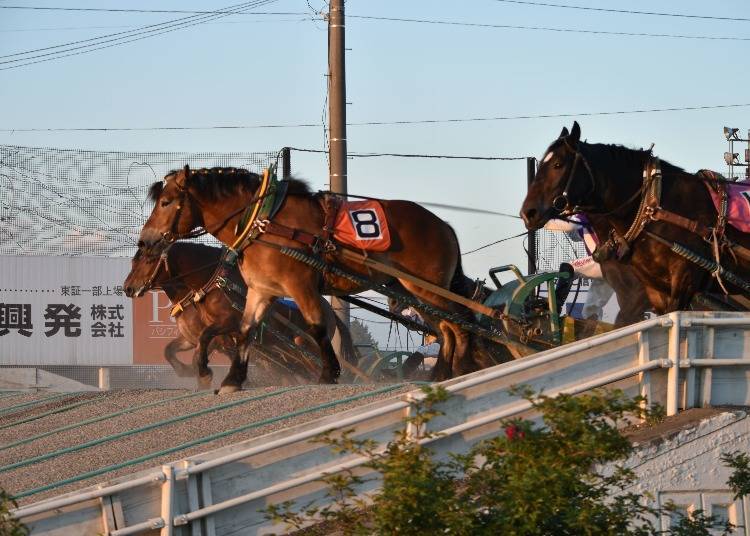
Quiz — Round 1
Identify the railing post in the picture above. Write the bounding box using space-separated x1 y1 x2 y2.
701 327 715 407
98 367 110 390
637 330 651 420
667 311 681 416
161 464 175 536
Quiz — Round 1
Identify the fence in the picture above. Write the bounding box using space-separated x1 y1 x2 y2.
0 145 288 257
14 310 750 535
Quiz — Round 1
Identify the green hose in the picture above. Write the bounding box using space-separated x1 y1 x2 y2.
0 392 75 417
0 390 209 451
13 384 404 499
0 387 302 473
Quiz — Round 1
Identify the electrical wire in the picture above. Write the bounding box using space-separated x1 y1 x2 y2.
491 1 750 23
288 147 526 160
0 6 304 15
0 0 279 71
462 231 527 256
4 102 749 132
348 14 750 42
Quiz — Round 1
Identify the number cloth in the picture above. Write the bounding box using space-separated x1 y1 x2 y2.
705 180 750 234
333 200 392 251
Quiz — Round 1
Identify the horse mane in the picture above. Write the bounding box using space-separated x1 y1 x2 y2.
148 167 312 203
576 141 686 175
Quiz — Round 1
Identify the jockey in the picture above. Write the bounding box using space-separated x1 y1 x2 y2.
543 214 614 321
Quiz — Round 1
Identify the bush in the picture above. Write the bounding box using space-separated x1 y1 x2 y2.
0 489 28 536
264 386 743 536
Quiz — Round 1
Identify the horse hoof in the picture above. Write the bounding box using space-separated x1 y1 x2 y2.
197 373 213 390
317 374 339 385
217 385 240 395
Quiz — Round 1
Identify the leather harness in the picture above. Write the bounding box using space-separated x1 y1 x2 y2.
559 146 737 292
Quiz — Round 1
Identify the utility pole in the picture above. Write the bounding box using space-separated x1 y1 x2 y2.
526 157 537 275
328 0 350 341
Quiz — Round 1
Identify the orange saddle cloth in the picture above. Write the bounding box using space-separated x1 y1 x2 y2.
333 200 391 251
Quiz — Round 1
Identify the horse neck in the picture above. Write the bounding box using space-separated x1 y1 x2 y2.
586 145 649 235
164 247 221 298
198 190 255 247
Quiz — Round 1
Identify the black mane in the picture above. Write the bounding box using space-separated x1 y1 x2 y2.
148 167 312 202
549 138 685 175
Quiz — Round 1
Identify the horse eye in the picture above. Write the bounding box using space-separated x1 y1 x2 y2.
160 198 173 207
553 162 563 169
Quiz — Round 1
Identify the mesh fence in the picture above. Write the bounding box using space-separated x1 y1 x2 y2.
0 145 285 257
534 229 587 273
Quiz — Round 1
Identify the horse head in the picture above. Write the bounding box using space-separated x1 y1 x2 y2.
138 165 204 252
123 242 171 298
521 121 596 230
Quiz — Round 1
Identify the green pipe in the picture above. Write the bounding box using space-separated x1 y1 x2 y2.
0 394 108 432
0 393 74 416
0 387 302 473
0 390 209 452
13 384 403 499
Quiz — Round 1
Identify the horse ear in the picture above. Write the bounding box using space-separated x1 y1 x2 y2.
559 126 569 139
183 164 191 177
569 121 581 144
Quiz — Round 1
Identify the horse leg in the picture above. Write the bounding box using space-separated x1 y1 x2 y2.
291 290 340 384
431 320 455 381
237 288 274 372
164 335 196 377
194 327 219 390
218 337 246 394
448 323 476 377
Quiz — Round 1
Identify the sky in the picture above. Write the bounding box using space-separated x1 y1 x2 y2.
2 0 750 347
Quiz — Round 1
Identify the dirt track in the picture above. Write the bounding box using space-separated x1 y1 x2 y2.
0 384 413 505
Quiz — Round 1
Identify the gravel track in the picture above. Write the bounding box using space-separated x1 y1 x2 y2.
0 385 413 505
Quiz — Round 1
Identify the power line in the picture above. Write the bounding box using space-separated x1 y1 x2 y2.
0 6 304 15
462 232 526 256
0 0 273 60
3 102 747 132
348 14 750 42
0 0 279 70
492 0 750 23
0 19 311 33
288 147 526 160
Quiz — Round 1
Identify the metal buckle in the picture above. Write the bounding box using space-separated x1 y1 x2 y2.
252 219 270 233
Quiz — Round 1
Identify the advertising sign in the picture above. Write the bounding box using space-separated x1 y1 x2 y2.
0 256 133 365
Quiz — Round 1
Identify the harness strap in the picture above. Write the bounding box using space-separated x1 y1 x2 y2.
648 207 712 240
170 249 246 317
623 157 662 244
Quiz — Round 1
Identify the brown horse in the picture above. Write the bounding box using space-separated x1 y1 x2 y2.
585 213 651 326
521 122 750 314
123 241 358 392
137 166 490 382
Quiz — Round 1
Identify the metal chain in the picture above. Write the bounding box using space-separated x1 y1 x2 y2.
275 245 514 347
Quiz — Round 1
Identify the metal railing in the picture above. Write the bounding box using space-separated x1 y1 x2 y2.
14 311 750 535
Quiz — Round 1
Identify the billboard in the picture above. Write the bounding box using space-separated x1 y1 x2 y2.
0 255 201 366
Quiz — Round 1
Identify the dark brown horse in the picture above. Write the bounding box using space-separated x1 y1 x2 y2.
521 122 750 314
137 166 492 382
123 241 358 392
585 213 651 326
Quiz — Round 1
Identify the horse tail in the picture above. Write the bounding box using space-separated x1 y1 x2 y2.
446 224 478 299
333 312 360 365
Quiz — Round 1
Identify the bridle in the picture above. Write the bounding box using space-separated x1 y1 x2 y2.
550 139 598 216
139 247 171 292
154 175 207 248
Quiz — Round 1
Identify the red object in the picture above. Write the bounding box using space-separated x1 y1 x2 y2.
333 200 391 251
505 424 525 441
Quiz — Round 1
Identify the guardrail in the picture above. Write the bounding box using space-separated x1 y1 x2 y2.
14 311 750 535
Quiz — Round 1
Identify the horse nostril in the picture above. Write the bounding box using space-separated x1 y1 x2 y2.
124 286 133 297
524 208 538 221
